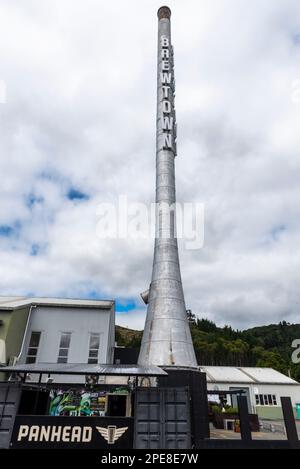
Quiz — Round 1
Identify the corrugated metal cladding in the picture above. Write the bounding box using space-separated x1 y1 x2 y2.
0 383 22 449
134 387 191 449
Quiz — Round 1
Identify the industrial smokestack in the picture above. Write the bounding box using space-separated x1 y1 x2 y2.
138 7 197 368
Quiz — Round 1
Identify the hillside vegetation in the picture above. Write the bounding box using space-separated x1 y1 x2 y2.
116 316 300 381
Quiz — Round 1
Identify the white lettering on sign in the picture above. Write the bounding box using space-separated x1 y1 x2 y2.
62 426 71 442
50 425 62 441
18 425 29 441
160 35 176 154
17 424 93 443
16 424 128 446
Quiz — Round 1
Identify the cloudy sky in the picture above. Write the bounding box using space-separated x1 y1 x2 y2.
0 0 300 330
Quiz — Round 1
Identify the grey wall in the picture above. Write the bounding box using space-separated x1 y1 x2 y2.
19 305 114 380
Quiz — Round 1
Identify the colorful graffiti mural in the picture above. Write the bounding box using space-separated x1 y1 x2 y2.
49 390 106 417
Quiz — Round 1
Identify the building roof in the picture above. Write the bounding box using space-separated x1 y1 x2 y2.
200 366 299 385
0 363 167 377
0 296 114 311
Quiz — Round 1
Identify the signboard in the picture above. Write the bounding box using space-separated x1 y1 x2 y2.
159 34 177 156
11 416 134 449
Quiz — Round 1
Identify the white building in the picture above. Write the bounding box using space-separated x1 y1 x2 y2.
201 366 300 419
0 296 115 383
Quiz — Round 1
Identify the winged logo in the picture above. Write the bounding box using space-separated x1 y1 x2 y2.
96 425 128 444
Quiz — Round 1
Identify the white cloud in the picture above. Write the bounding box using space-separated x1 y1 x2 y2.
116 309 146 331
0 0 300 329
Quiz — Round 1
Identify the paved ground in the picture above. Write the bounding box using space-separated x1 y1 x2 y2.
210 420 300 440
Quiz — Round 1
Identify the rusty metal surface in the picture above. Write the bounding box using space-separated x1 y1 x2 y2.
157 6 171 20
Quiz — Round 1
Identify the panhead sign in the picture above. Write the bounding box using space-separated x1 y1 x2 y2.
11 416 133 449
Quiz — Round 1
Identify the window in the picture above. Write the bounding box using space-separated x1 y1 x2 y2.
88 333 100 364
26 332 41 364
255 393 278 406
57 332 71 364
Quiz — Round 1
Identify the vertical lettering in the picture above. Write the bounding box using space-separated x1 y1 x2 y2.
162 86 170 99
161 36 169 47
160 32 175 155
163 134 173 148
160 73 171 84
162 116 174 130
162 101 171 113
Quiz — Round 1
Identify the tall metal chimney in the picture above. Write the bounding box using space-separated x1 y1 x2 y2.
138 7 197 368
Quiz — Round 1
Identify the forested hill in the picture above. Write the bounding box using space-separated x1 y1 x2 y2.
115 318 300 381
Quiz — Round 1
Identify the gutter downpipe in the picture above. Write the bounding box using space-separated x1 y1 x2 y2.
17 304 36 362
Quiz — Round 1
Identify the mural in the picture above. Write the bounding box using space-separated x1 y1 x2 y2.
49 390 106 417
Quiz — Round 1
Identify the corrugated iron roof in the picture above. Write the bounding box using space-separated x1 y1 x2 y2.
200 366 299 385
0 296 114 310
201 366 253 383
0 363 167 376
240 367 298 384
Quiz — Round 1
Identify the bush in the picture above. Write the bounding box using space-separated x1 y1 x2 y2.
211 405 222 414
224 407 238 414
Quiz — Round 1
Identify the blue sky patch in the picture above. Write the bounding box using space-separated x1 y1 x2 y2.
39 169 62 182
0 225 14 237
86 290 102 299
67 188 89 201
271 224 286 241
116 299 137 312
26 193 44 209
0 222 21 238
30 244 40 256
86 292 137 313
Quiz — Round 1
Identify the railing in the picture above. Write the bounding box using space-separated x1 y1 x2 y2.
201 395 299 449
